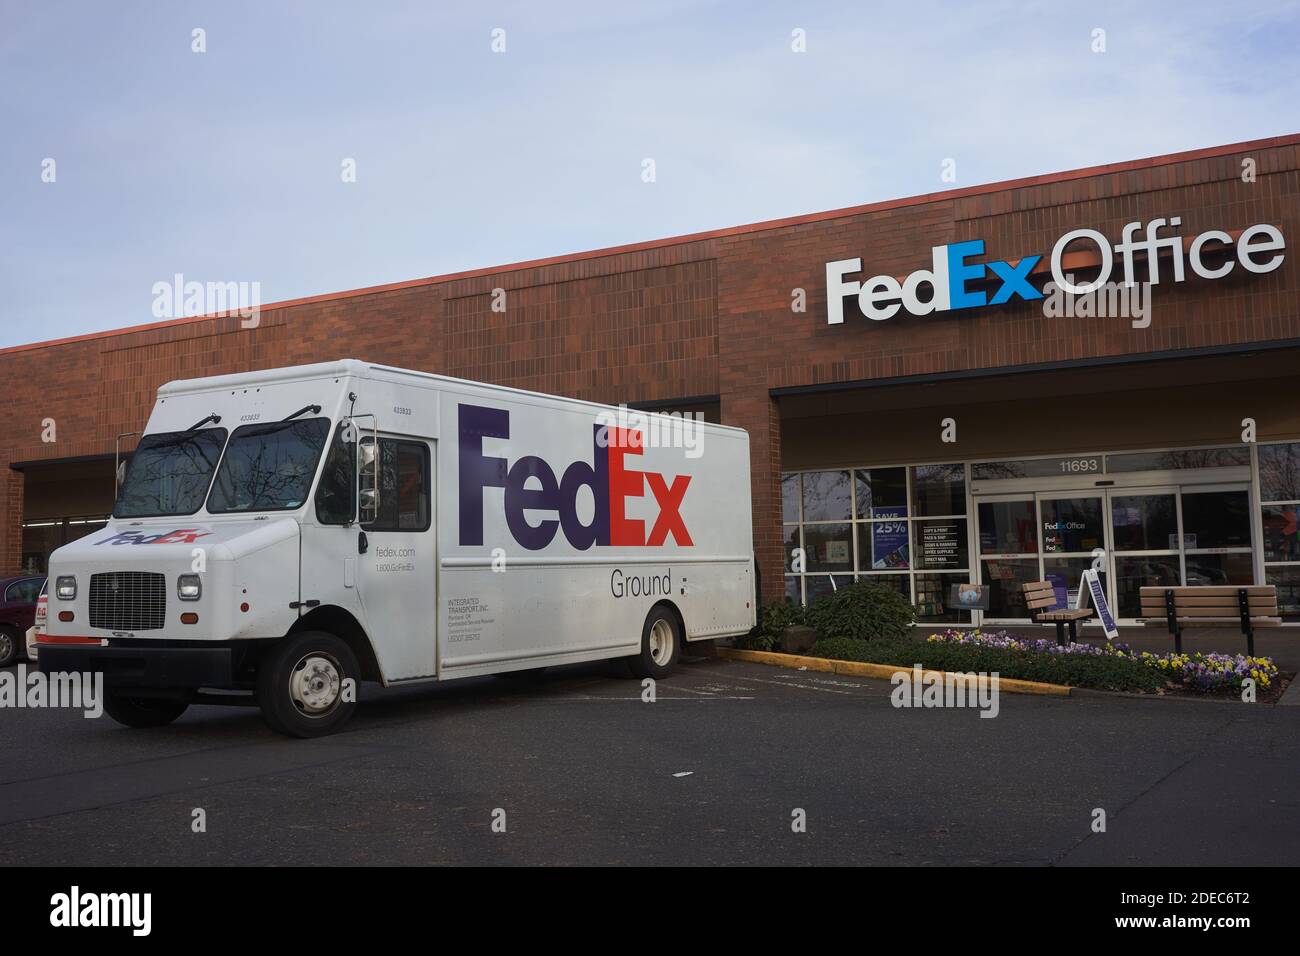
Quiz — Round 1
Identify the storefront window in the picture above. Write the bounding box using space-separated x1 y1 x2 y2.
1181 490 1251 549
911 463 965 516
783 524 801 571
1261 506 1299 563
803 523 853 572
857 573 910 599
1185 552 1253 587
802 470 852 522
807 574 854 601
1040 497 1105 554
1110 493 1177 551
1043 557 1105 610
914 519 967 570
978 500 1037 554
1106 447 1249 472
854 467 907 518
1265 566 1300 622
1115 555 1181 619
980 559 1039 618
781 473 801 523
859 519 910 570
1260 443 1300 502
783 462 971 609
914 572 972 623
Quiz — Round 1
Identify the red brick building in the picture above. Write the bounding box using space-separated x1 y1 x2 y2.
4 133 1299 626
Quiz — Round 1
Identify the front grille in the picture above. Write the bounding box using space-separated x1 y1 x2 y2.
89 571 167 631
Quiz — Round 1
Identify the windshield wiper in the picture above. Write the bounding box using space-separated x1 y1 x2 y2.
186 413 223 431
281 404 322 422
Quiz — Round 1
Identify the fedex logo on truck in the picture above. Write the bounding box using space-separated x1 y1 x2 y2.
96 529 212 546
458 403 693 551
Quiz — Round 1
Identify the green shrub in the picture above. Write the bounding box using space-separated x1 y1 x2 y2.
810 636 1167 693
733 598 804 651
804 581 915 643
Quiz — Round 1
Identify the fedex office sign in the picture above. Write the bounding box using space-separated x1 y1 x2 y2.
826 219 1286 323
458 403 693 551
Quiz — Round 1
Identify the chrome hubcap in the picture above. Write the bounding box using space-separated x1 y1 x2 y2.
289 653 342 716
649 619 674 666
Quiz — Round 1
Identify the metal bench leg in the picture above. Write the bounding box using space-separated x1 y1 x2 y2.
1165 589 1181 654
1239 589 1255 657
1068 619 1079 644
1054 621 1065 647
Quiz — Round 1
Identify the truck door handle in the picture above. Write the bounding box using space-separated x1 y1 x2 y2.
358 530 368 555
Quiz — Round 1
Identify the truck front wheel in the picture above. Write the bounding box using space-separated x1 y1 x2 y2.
102 693 189 728
258 631 360 738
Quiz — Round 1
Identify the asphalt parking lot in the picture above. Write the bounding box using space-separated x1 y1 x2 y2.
1 655 1297 866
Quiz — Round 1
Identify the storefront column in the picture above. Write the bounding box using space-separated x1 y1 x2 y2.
1 466 23 576
721 389 785 604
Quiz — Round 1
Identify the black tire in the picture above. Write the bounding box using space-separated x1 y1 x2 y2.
0 626 19 667
257 631 359 738
628 606 681 680
102 693 189 728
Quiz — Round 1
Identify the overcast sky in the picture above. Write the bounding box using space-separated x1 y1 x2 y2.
1 0 1297 349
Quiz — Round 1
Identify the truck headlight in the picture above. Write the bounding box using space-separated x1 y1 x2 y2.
177 574 202 601
55 576 77 600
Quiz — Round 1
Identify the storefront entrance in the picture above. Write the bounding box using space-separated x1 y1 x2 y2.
975 478 1255 623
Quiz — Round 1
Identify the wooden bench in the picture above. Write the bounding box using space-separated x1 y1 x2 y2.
1139 585 1280 656
1022 580 1093 646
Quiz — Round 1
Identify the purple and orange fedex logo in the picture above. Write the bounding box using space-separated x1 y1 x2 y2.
458 403 693 551
97 529 212 546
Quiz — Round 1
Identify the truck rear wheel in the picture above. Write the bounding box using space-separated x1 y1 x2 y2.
628 606 681 680
102 693 189 728
258 631 359 738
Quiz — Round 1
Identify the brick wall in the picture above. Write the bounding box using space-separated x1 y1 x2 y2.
2 134 1298 599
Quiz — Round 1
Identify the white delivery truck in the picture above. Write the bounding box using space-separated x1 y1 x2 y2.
39 361 755 736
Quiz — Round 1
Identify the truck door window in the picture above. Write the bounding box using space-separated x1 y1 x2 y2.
314 422 357 525
208 418 331 513
360 439 430 532
114 427 228 518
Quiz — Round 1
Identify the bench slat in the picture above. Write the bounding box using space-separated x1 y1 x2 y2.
1038 609 1092 621
1139 586 1276 598
1142 617 1282 628
1026 596 1059 610
1139 596 1276 609
1139 604 1278 618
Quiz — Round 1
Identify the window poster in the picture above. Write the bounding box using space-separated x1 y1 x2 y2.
872 521 909 569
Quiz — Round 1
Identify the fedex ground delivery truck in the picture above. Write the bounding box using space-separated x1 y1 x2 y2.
39 360 755 736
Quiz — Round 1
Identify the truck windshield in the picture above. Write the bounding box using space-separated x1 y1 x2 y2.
114 428 229 518
207 418 331 513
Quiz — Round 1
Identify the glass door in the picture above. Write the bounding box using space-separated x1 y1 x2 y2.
1038 492 1109 611
1179 483 1254 588
1109 488 1181 620
976 494 1040 620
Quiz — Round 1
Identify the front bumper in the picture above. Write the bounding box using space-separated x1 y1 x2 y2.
38 643 234 691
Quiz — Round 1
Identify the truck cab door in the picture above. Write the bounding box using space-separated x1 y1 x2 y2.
355 433 438 680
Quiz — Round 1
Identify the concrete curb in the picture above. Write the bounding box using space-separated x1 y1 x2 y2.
707 646 1072 697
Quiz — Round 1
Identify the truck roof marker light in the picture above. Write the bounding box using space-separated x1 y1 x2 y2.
240 602 250 613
